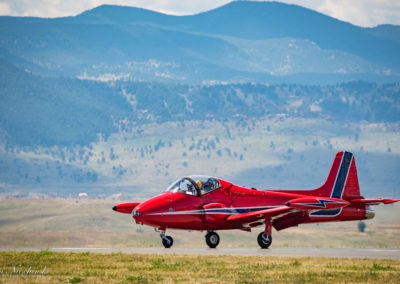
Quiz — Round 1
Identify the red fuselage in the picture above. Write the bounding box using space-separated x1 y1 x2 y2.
131 179 367 231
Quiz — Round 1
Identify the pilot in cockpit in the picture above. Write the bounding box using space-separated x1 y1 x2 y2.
196 180 204 195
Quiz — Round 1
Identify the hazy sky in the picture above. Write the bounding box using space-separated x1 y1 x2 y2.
0 0 399 27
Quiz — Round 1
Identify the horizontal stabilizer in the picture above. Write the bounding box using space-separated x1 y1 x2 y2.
350 198 400 205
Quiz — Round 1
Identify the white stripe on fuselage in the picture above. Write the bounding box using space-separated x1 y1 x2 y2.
147 205 282 216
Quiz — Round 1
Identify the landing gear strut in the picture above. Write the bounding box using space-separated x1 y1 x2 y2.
258 219 272 249
205 231 220 248
160 231 173 248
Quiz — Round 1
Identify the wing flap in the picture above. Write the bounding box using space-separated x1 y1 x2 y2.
273 210 310 231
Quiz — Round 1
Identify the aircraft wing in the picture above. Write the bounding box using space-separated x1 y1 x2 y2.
226 206 292 224
350 198 400 205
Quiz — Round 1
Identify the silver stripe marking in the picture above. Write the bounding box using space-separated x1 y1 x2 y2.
147 206 282 216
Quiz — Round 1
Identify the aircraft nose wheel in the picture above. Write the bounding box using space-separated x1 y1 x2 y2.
205 231 220 248
161 235 173 248
257 232 272 249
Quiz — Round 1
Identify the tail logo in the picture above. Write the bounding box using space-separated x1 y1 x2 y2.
298 199 344 208
310 152 353 217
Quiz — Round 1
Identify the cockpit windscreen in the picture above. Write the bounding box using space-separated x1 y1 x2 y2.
165 175 221 196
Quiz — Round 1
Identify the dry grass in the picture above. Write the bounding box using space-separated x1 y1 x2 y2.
1 251 400 283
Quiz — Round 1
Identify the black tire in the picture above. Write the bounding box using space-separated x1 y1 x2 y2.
205 232 220 248
162 236 173 248
257 232 272 249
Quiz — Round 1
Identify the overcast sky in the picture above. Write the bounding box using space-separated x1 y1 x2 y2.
0 0 399 27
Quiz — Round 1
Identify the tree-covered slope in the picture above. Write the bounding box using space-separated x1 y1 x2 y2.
0 58 130 146
1 57 399 147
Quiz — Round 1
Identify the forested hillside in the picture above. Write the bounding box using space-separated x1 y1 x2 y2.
1 59 399 147
0 59 130 146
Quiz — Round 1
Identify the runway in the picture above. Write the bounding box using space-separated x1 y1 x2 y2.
3 247 400 260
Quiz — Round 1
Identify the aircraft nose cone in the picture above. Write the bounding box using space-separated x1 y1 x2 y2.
132 193 173 226
112 206 117 211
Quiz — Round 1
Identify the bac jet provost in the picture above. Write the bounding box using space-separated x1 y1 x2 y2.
113 151 399 248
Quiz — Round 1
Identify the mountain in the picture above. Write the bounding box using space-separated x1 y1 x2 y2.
187 1 400 69
0 1 399 83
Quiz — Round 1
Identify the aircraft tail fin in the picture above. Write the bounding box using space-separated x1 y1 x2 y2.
314 151 361 200
274 151 362 200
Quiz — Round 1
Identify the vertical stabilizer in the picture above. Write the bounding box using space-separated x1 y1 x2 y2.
273 151 362 200
314 151 361 200
342 155 361 200
310 151 357 217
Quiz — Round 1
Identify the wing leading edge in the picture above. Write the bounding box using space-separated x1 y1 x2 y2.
226 206 292 224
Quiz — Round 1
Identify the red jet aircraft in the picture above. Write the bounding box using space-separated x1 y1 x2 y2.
113 151 399 248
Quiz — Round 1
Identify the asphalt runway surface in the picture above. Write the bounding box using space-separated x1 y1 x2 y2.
2 247 400 260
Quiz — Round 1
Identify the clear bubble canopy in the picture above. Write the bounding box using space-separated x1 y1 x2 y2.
165 175 221 196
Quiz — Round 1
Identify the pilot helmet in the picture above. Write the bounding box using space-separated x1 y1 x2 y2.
196 180 203 189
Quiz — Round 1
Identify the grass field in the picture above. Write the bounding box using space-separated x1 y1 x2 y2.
1 199 400 249
1 251 400 283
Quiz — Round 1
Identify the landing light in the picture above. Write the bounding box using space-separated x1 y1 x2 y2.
132 210 141 216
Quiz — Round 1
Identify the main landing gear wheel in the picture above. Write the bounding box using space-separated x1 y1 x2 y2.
257 232 272 249
205 231 220 248
162 235 173 248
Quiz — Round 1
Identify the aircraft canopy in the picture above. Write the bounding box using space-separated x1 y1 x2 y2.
165 175 221 196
